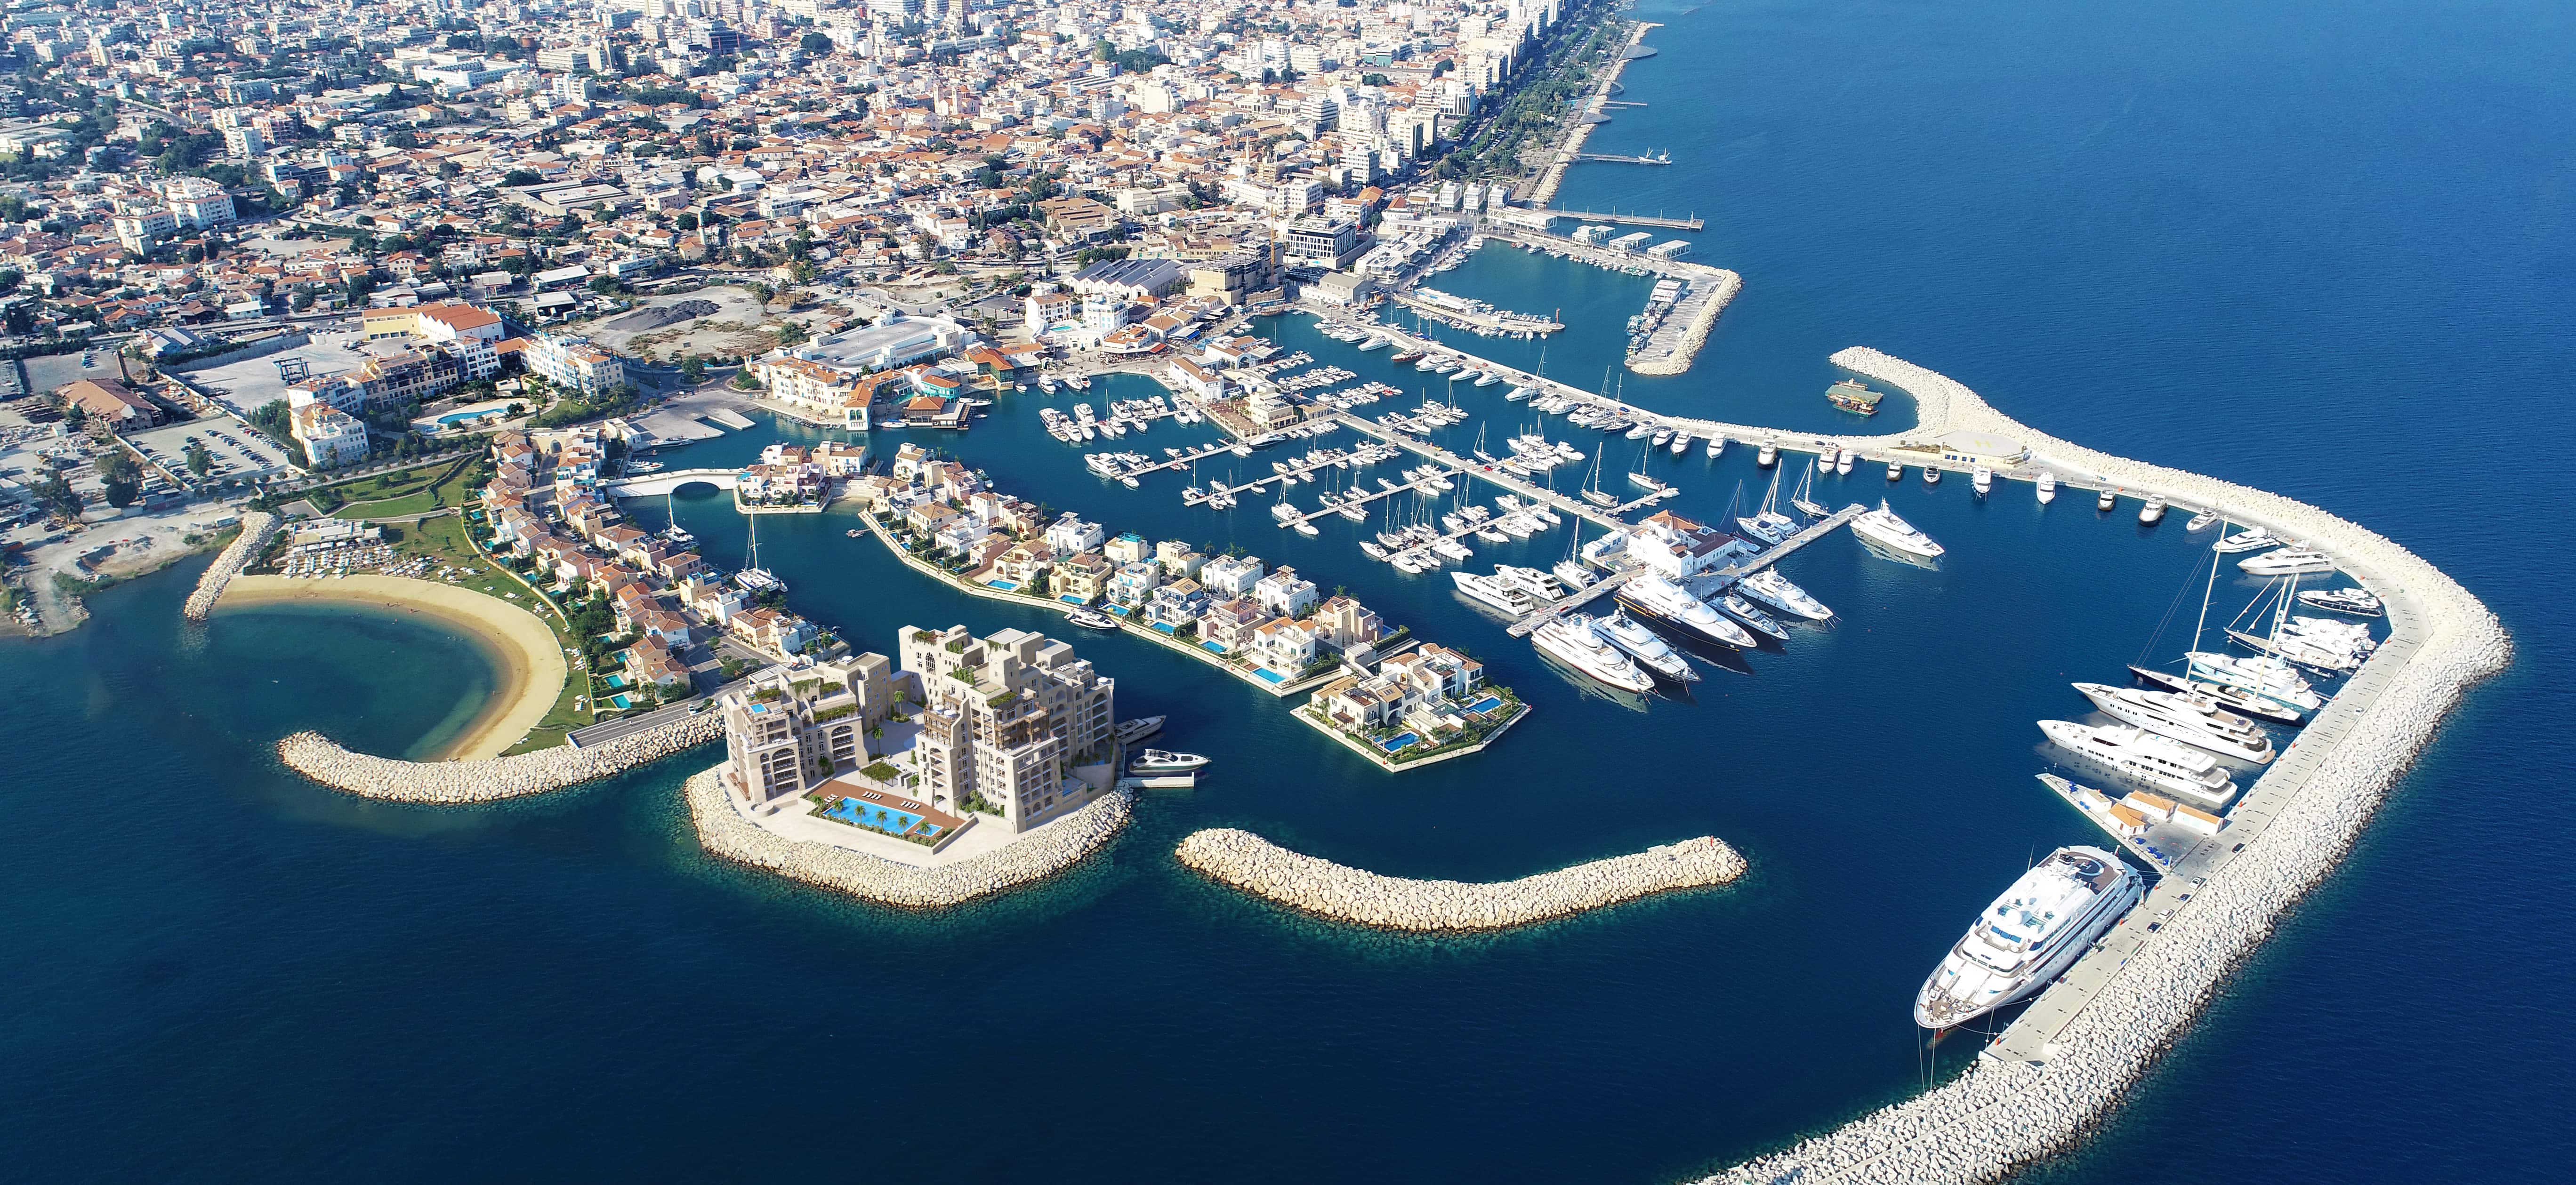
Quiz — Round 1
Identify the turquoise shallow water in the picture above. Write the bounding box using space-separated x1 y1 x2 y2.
7 0 2574 1179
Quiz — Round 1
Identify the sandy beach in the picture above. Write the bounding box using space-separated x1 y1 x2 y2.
218 574 570 760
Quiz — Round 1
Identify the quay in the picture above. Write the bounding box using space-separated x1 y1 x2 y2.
1537 208 1706 231
1705 504 1866 579
1268 463 1471 529
1328 407 1677 529
1504 568 1637 639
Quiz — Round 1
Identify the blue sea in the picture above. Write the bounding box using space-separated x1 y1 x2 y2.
6 0 2571 1179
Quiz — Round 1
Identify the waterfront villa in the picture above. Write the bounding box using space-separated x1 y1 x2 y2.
1109 560 1163 610
1145 578 1211 631
1052 552 1112 605
1311 643 1494 740
1253 566 1320 618
1045 513 1107 556
1199 597 1271 654
1249 617 1320 677
1200 554 1265 599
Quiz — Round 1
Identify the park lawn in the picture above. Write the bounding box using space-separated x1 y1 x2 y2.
331 456 483 520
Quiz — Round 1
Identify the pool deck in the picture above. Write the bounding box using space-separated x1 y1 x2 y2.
1296 699 1532 774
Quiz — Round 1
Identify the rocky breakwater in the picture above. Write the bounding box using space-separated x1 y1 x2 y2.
1629 267 1746 378
277 712 723 803
1692 353 2514 1185
684 767 1135 908
181 510 279 621
1175 828 1746 932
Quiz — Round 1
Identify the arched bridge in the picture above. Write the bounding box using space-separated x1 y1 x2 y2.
601 467 741 496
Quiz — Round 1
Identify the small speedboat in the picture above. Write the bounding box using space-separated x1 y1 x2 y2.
1129 749 1209 774
2212 528 2281 554
2185 509 2220 532
1114 716 1167 744
1064 606 1119 630
2297 586 2384 617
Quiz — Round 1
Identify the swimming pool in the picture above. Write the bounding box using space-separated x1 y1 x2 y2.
824 798 944 839
606 694 633 709
435 409 495 426
603 673 628 688
1200 641 1229 655
1380 732 1419 753
1465 696 1503 714
985 579 1020 592
1253 667 1287 684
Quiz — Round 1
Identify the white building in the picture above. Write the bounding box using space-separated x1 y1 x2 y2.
163 176 236 231
526 332 628 395
290 402 370 467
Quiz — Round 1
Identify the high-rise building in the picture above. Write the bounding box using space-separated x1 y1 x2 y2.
718 653 900 809
899 625 1114 832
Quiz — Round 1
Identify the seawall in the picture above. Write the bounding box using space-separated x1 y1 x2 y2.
1629 268 1744 377
277 711 723 803
181 510 278 621
1175 828 1746 931
684 767 1135 908
1695 352 2512 1184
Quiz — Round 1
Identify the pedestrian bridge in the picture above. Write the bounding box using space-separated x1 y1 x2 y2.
601 467 741 496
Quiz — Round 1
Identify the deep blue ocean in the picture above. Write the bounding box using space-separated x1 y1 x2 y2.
6 0 2570 1179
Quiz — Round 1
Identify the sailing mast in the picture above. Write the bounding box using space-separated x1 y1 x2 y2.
2190 520 2226 653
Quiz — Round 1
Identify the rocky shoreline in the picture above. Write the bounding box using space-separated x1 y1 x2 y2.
180 510 278 621
276 712 723 803
684 767 1136 908
1175 828 1746 932
1694 352 2514 1184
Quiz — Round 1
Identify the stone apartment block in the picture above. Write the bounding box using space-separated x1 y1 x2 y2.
718 653 901 809
898 625 1115 833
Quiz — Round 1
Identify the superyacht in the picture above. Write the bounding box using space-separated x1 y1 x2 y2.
1914 847 2144 1030
1531 616 1657 694
1450 570 1536 616
1738 568 1834 621
1594 609 1701 683
1850 499 1944 561
2039 720 2240 807
2072 682 2276 764
1617 572 1758 647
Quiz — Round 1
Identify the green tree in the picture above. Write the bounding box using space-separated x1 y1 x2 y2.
500 168 541 187
184 439 212 477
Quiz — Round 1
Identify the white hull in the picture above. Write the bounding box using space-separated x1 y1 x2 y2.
1850 500 1944 560
1915 847 2143 1029
1738 569 1833 621
2040 720 2238 807
2074 682 2274 763
1532 617 1656 693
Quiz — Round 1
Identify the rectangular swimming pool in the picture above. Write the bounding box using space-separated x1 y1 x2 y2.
1465 696 1504 713
1380 732 1419 753
824 798 945 839
1253 667 1287 684
985 579 1021 592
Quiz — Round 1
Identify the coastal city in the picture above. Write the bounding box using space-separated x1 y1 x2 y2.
0 3 2517 1185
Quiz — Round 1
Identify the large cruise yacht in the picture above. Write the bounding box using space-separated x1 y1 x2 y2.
1737 568 1834 621
2185 650 2326 716
1914 847 2144 1029
1616 572 1757 647
1850 499 1945 561
1531 616 1657 694
1593 610 1700 682
2039 721 2240 807
2072 682 2275 764
2239 547 2335 576
1451 570 1537 616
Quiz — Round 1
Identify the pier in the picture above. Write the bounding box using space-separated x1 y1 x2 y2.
1706 504 1866 579
1505 568 1638 638
1536 208 1706 231
1571 152 1673 166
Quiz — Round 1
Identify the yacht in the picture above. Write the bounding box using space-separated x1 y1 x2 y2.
2239 548 2334 576
2036 471 2057 504
2298 586 2384 617
2185 509 2220 532
1553 557 1597 592
1617 572 1758 647
1113 716 1166 745
1913 847 2144 1030
2186 650 2325 716
1738 568 1834 621
1706 436 1725 459
1532 616 1657 694
1972 465 1993 495
1064 606 1119 630
1738 470 1800 545
2041 721 2239 810
2097 486 2117 511
1670 432 1693 456
1851 499 1944 561
1626 422 1656 440
2139 494 2168 525
1128 749 1209 774
1886 458 1905 481
2073 682 2276 764
1924 465 1943 486
1594 610 1700 682
1717 592 1791 642
2212 528 2281 554
1757 440 1779 467
1497 565 1569 601
2125 664 2305 726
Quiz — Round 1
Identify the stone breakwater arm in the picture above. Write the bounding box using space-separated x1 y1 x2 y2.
182 510 279 622
1688 352 2512 1185
684 768 1135 909
1628 268 1744 378
277 712 724 803
1175 828 1746 932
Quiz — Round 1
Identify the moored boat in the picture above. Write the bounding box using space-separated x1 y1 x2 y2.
2238 547 2334 576
2073 682 2275 763
2039 720 2239 807
1128 749 1209 774
1532 615 1657 694
1738 568 1833 621
1914 847 2144 1029
1594 609 1700 682
1617 572 1758 647
1851 499 1944 561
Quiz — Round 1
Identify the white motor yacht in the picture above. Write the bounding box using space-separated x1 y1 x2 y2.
2073 682 2275 764
1758 440 1779 467
1617 572 1757 647
1851 499 1945 561
1717 593 1791 642
1594 610 1699 682
2036 471 2057 503
1738 568 1834 621
1553 558 1597 591
2185 509 2220 532
2039 720 2239 807
1064 606 1119 630
2298 586 2384 617
2140 494 2168 525
1113 716 1166 744
1972 465 1993 495
1532 616 1657 694
1497 565 1569 601
1887 459 1905 481
2185 650 2326 716
2212 528 2280 554
1914 847 2143 1030
2239 548 2334 576
1129 749 1209 774
1706 436 1725 459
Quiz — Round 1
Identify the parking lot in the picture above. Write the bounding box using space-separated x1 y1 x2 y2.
125 417 295 493
171 320 367 418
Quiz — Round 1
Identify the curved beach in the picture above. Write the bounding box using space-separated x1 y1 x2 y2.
1175 828 1746 931
220 574 567 760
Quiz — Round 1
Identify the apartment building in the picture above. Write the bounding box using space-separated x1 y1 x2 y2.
898 625 1115 833
717 653 901 809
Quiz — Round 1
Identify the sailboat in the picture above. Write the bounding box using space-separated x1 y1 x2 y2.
2126 524 2315 724
660 487 695 547
1789 458 1831 518
1553 517 1596 591
734 512 784 593
1738 468 1799 545
1580 443 1619 508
